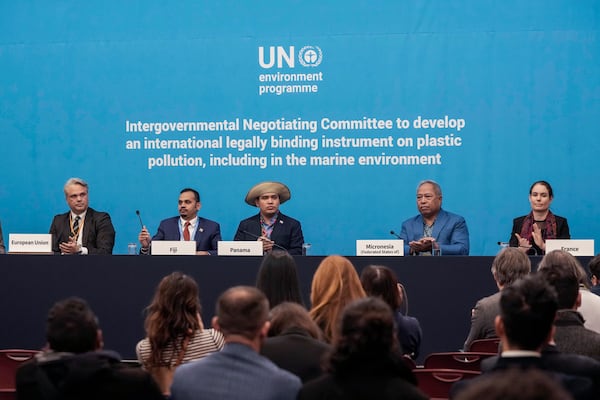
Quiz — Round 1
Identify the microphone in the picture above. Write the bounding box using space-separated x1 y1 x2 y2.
390 230 402 239
240 230 288 252
136 210 145 229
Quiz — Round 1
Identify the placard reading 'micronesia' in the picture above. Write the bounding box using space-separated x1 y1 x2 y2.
1 2 598 255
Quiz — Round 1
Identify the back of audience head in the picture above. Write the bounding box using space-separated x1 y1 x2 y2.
538 251 580 310
144 272 202 367
327 297 408 379
213 286 270 342
589 255 600 286
454 368 572 400
47 297 101 353
499 274 558 351
268 302 323 340
492 247 531 287
309 255 366 342
538 249 589 288
256 250 304 307
360 265 402 311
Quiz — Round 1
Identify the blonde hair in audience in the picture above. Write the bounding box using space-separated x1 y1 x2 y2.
309 255 366 342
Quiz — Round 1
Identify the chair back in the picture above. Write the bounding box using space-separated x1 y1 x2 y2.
423 352 494 371
0 349 39 389
413 368 480 400
0 389 16 400
468 338 500 353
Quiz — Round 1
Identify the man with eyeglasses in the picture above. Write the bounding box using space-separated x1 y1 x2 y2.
398 180 469 255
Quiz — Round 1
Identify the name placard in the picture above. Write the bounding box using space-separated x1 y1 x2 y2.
218 241 263 256
356 239 404 256
151 240 196 255
545 239 595 256
9 234 52 254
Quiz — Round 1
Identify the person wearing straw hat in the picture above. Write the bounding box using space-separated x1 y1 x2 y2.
234 181 304 255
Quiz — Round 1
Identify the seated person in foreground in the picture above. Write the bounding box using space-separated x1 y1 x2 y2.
136 272 224 396
298 297 428 400
399 180 469 255
509 180 570 255
463 247 531 350
234 181 304 255
139 188 221 255
360 265 422 359
16 297 163 400
261 302 331 383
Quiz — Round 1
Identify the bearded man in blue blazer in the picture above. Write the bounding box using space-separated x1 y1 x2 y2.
399 180 469 255
139 188 221 255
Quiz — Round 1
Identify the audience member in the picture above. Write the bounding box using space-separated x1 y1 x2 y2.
139 188 221 255
454 368 572 400
136 272 224 395
399 179 469 255
256 250 304 307
360 264 422 359
16 297 163 400
234 181 304 255
309 255 366 342
170 286 301 400
451 275 594 400
49 177 115 255
510 180 570 255
538 251 600 361
589 255 600 296
298 297 427 400
463 247 531 350
261 302 330 383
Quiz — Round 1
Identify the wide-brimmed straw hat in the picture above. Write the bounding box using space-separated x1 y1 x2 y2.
245 181 291 206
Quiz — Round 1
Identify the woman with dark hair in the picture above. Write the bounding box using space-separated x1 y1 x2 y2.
299 297 427 400
136 272 224 396
360 265 422 359
261 302 330 383
256 250 304 307
510 180 570 255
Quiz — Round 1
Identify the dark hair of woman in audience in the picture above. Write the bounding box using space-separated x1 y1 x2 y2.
360 265 423 359
261 302 331 383
136 272 224 395
256 250 304 307
309 255 366 343
298 297 427 400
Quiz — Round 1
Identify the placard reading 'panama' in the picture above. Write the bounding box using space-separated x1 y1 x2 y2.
1 2 598 255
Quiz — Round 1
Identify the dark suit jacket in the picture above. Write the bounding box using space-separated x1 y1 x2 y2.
151 216 221 255
234 212 304 255
261 328 331 383
452 356 594 400
16 350 163 400
509 213 570 254
49 208 115 254
481 344 600 396
399 208 469 255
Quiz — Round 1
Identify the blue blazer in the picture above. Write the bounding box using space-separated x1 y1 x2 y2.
151 216 221 255
399 208 469 255
234 212 304 255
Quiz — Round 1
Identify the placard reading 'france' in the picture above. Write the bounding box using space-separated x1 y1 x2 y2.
1 2 598 255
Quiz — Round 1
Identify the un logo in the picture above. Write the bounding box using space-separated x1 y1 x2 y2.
298 46 323 67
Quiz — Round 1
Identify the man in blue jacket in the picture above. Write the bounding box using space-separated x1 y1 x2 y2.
399 180 469 255
139 188 221 255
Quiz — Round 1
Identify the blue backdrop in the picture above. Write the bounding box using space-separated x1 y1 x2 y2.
1 1 598 255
